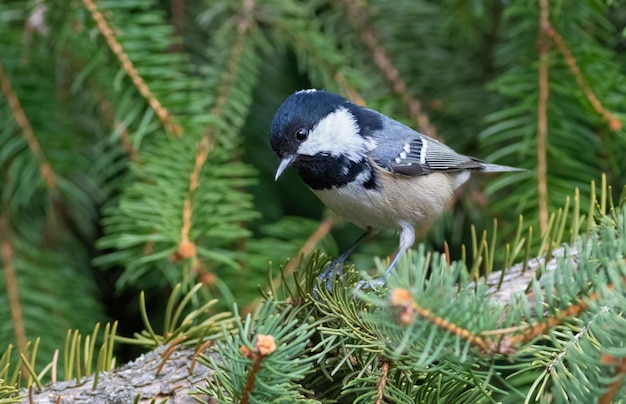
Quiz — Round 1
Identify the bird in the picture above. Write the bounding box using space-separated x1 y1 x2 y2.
270 89 524 290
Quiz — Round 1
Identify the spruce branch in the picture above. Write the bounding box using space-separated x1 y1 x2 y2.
340 0 437 138
374 359 389 404
95 96 137 159
535 0 622 234
0 215 26 358
543 19 622 132
272 216 335 291
0 380 22 403
172 137 214 264
270 12 362 99
169 0 185 54
537 0 551 235
599 355 626 404
2 199 625 402
334 72 366 106
388 288 491 353
209 0 256 119
155 336 186 376
82 0 182 136
197 299 320 403
0 64 56 189
239 334 276 404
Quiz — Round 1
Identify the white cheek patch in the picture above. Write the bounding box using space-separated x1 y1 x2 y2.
297 107 374 162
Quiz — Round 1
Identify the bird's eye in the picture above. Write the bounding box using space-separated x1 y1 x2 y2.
295 128 309 141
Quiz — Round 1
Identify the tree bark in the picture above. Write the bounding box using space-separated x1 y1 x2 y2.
21 345 215 404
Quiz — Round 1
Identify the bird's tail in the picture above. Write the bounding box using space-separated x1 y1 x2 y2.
479 163 527 173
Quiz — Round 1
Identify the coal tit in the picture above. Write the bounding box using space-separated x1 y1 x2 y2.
270 89 524 289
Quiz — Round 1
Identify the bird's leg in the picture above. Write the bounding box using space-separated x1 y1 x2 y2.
384 222 415 277
317 228 372 292
357 222 415 290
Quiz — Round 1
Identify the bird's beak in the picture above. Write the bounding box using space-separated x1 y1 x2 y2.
275 156 295 181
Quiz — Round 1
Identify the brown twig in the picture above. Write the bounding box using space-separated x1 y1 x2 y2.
241 217 335 316
546 27 621 132
535 0 621 234
209 0 256 119
498 297 589 352
416 302 490 352
390 289 490 352
171 137 213 262
155 335 186 376
334 72 366 106
271 216 335 291
82 0 182 136
169 0 185 53
174 0 256 268
500 277 624 351
341 0 437 138
0 64 56 189
598 355 626 404
0 214 27 359
537 0 551 235
443 240 451 267
240 334 276 404
51 349 59 383
96 95 136 159
375 359 390 404
189 340 212 375
240 353 263 404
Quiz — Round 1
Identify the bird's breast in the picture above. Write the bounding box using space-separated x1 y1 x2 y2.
312 169 458 231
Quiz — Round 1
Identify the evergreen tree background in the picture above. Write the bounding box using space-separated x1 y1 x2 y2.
1 0 626 402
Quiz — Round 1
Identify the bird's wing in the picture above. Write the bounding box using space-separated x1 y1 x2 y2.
373 134 483 176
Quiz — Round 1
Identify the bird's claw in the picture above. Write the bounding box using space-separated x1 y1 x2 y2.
354 277 386 292
312 259 344 299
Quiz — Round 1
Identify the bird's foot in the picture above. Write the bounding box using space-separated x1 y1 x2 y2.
353 264 395 294
354 277 386 292
312 258 345 298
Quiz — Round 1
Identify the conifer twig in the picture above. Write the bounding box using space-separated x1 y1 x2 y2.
496 298 590 353
272 216 335 291
545 26 621 131
170 0 185 53
334 72 366 106
0 64 56 189
390 289 490 352
0 214 28 368
82 0 182 136
189 340 212 375
96 95 136 159
500 278 622 350
172 137 214 262
240 334 276 404
175 0 256 266
537 0 551 235
375 359 390 404
341 0 437 138
209 0 256 118
156 336 186 376
598 355 626 404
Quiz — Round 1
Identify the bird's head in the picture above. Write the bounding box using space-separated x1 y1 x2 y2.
270 89 378 181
